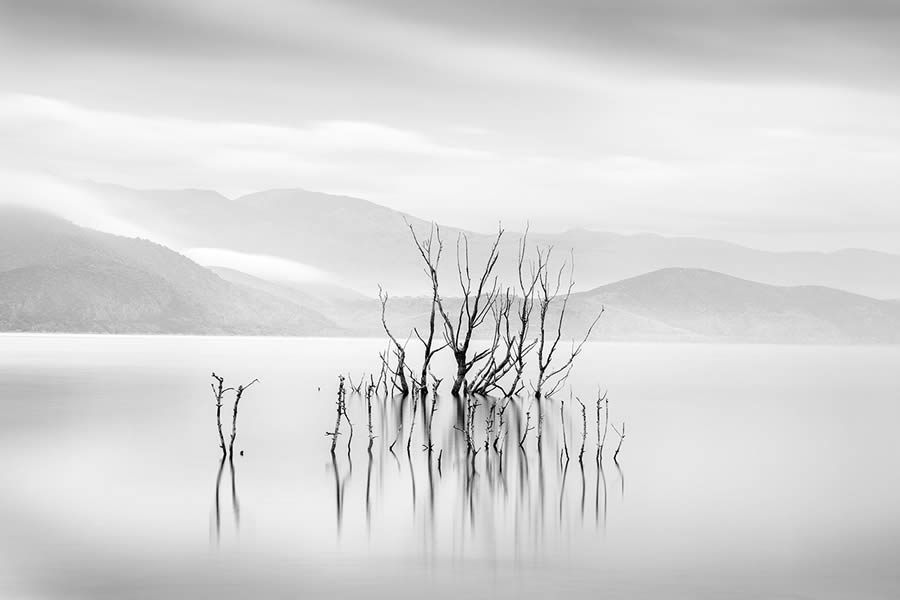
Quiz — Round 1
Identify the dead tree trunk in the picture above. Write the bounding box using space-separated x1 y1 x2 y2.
532 248 603 401
228 378 259 457
597 390 609 461
325 375 347 454
378 287 409 396
577 397 587 464
407 221 449 396
366 383 376 453
211 372 233 458
612 422 626 461
435 227 504 396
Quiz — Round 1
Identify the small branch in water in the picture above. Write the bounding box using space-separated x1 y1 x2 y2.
325 375 347 455
611 421 626 461
576 396 586 465
211 372 234 458
597 389 609 462
229 378 259 457
366 383 376 453
560 397 569 463
519 399 535 449
407 388 419 452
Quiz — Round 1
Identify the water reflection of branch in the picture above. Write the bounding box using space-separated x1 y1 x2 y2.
330 454 352 534
212 456 225 544
229 455 241 530
614 457 624 499
579 460 585 524
558 457 569 525
366 451 374 531
596 455 607 531
407 446 417 515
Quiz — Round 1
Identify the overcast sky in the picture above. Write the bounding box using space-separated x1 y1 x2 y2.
2 0 900 251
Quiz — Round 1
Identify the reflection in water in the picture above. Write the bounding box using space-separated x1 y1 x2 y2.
211 455 241 545
615 458 625 499
329 454 352 534
596 456 607 530
229 456 241 530
210 381 626 554
322 387 627 556
212 456 225 543
365 452 373 529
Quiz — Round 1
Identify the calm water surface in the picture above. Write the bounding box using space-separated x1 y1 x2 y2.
1 335 898 599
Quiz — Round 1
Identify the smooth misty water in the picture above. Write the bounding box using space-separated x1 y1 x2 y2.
1 335 899 599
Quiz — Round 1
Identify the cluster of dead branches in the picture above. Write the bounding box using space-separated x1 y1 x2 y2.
387 222 603 403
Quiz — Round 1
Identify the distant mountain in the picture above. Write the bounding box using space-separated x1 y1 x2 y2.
226 265 900 343
0 207 339 335
76 182 900 298
1 208 898 342
564 268 900 343
209 266 369 315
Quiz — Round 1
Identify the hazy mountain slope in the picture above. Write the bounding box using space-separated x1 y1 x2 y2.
76 182 900 298
566 268 900 343
209 266 370 315
317 268 900 343
0 208 339 335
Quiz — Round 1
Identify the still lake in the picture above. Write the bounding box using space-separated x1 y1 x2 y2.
1 334 898 599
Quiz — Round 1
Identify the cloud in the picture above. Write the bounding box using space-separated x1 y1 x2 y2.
0 93 490 195
184 247 333 283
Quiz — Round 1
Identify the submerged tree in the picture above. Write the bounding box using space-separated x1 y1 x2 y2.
378 286 410 397
532 248 603 401
211 372 233 458
406 221 449 397
436 226 505 396
228 378 259 457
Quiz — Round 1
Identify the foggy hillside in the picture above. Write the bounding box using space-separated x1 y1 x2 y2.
0 207 339 335
75 181 900 299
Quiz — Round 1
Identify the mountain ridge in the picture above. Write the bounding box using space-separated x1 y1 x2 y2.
69 181 900 299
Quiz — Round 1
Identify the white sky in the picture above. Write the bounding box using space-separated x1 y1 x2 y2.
2 0 900 251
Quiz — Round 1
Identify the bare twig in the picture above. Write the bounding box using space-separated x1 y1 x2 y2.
211 372 234 457
228 378 259 457
611 422 626 461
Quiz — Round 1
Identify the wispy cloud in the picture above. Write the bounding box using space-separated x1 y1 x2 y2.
0 94 490 195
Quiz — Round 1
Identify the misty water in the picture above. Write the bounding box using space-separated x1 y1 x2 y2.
1 334 898 599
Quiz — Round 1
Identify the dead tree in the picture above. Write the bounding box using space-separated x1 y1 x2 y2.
347 373 364 394
501 230 540 398
493 399 510 453
468 288 516 396
560 397 569 463
211 373 234 458
576 397 587 464
436 226 504 396
455 395 480 457
407 221 448 396
407 388 419 452
597 390 609 461
228 378 259 457
325 375 347 454
378 286 410 396
611 422 626 461
424 379 440 453
430 373 443 397
532 248 603 400
519 399 535 449
366 383 376 453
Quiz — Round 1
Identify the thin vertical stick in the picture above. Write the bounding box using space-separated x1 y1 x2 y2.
560 398 569 463
611 422 626 461
229 378 259 457
576 397 586 464
211 373 233 458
